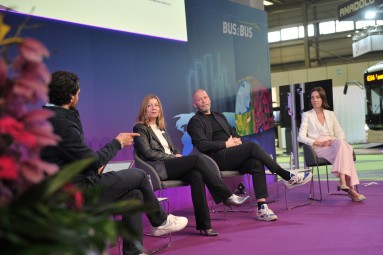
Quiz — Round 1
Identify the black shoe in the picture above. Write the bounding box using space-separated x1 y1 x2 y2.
199 229 218 236
223 195 250 208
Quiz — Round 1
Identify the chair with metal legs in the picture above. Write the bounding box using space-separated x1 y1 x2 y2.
283 169 313 210
191 150 254 220
301 143 357 202
132 150 189 254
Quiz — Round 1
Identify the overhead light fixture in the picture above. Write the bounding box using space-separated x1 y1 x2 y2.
264 1 274 6
365 10 377 19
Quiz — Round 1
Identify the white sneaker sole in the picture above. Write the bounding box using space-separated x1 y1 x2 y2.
284 171 313 189
152 218 188 236
256 215 278 221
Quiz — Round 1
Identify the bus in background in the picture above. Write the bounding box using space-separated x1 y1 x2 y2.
365 61 383 143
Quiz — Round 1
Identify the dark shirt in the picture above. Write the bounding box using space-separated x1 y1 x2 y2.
209 114 230 142
40 105 121 180
187 110 240 154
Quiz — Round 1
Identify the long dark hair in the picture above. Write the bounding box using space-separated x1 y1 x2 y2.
310 87 329 109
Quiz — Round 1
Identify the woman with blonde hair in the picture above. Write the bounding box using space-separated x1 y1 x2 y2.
133 94 249 236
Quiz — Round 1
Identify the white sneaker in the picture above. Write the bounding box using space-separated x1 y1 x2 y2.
284 170 312 189
151 214 188 236
256 204 278 221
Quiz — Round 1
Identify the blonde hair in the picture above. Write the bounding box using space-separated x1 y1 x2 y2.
136 94 166 129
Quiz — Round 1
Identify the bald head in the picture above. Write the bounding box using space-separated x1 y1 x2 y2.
193 89 211 114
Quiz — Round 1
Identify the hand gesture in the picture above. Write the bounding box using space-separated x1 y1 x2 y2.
115 133 140 148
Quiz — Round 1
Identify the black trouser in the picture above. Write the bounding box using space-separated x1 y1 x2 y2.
76 168 167 255
212 142 291 199
164 154 232 230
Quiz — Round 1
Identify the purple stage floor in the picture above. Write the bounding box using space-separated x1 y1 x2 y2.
110 180 383 255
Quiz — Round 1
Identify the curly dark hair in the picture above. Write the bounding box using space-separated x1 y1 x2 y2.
48 71 80 106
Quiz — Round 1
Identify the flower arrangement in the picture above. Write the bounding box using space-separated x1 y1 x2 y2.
0 12 59 204
0 14 144 255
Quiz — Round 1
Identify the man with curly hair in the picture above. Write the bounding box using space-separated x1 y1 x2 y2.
41 70 187 255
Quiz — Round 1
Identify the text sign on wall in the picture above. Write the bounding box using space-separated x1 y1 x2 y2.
338 0 382 21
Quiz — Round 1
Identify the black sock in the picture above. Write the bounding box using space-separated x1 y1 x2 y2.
257 202 266 210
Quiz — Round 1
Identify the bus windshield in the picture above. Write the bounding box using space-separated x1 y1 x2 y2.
365 62 383 131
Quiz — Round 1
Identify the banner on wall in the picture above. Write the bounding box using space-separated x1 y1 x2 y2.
175 0 274 155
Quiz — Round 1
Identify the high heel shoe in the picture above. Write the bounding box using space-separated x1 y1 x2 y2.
348 193 366 202
199 229 218 236
336 183 350 192
223 195 250 208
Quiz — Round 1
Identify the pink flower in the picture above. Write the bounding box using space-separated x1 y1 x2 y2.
22 107 55 122
12 77 48 103
0 18 60 204
13 54 50 81
18 37 50 63
0 116 37 148
20 157 58 183
22 109 61 147
63 183 84 209
11 58 51 103
2 95 26 118
74 192 84 209
0 155 19 180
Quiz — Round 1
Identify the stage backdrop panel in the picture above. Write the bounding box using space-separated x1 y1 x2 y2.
3 0 275 209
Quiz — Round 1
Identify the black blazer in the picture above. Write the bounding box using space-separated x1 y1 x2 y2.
133 123 180 180
41 106 121 179
187 111 240 155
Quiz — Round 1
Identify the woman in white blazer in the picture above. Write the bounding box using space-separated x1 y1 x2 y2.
298 87 365 202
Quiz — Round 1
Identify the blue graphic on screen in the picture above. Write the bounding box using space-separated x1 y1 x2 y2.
236 79 251 114
174 113 196 155
186 53 234 113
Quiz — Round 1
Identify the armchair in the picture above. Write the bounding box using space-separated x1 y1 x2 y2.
133 150 188 196
132 150 188 254
191 149 255 220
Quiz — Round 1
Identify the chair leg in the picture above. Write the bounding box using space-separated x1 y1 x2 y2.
284 184 312 210
210 174 254 220
309 165 322 201
266 173 279 204
326 165 331 194
142 197 172 254
285 169 313 210
246 174 255 209
211 197 254 220
276 174 279 200
210 198 228 221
